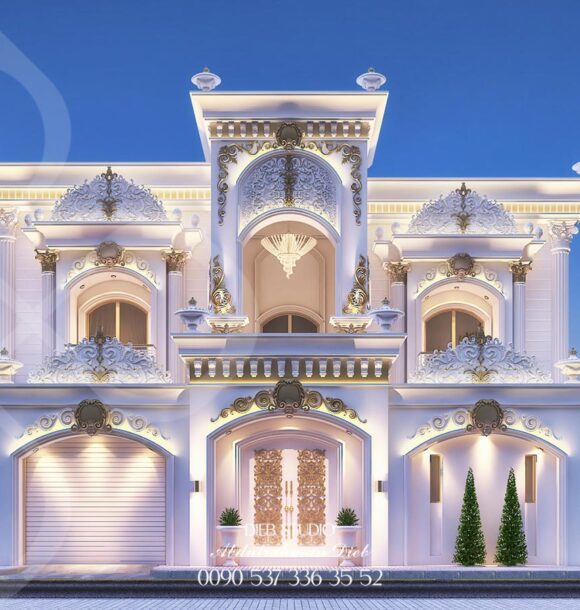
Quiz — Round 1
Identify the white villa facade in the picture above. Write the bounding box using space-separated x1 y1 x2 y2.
0 75 579 570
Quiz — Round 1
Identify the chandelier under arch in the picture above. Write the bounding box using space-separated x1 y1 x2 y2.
260 233 317 278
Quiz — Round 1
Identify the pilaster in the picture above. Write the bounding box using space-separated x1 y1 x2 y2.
35 248 59 358
509 260 531 354
0 209 17 358
386 262 409 384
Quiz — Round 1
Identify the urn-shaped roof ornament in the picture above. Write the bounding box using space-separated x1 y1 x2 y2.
191 67 221 92
356 67 387 92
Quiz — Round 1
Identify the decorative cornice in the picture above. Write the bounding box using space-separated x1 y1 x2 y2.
409 330 551 384
28 330 171 384
210 254 236 314
549 221 579 250
409 405 561 445
66 248 159 286
209 120 370 140
510 260 532 283
211 379 366 423
342 255 369 314
18 405 169 441
34 248 59 273
162 248 190 273
387 262 409 284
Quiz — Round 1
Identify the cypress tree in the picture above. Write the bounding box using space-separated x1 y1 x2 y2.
453 467 486 566
494 468 528 566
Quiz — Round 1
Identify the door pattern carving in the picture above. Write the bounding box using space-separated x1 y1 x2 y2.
297 449 327 546
253 449 283 545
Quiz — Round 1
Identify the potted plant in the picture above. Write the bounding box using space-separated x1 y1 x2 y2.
335 507 361 566
217 507 243 566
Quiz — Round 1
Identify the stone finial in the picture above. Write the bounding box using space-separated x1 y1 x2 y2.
191 68 221 91
356 68 387 91
35 248 59 273
0 347 8 358
188 296 197 307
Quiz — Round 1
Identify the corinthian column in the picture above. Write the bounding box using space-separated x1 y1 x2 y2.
163 248 190 383
549 221 578 382
509 260 531 354
35 249 59 358
0 209 17 359
387 261 409 384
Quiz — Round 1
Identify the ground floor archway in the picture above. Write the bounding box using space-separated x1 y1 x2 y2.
406 431 563 565
21 433 168 565
209 412 370 566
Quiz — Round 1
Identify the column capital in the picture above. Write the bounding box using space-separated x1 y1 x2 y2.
509 260 532 283
0 208 17 237
386 261 410 284
549 221 578 251
162 248 190 273
35 248 59 273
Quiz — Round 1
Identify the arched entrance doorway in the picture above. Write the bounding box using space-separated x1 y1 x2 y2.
406 431 563 565
21 433 168 565
210 412 370 566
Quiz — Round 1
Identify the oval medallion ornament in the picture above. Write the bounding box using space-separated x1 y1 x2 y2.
72 399 112 436
467 399 506 436
273 379 306 413
275 122 303 149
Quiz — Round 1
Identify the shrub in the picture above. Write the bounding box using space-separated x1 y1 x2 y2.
453 467 486 566
495 468 528 566
336 507 359 526
219 507 242 526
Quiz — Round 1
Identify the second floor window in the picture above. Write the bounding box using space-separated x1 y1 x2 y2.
425 309 482 352
262 314 318 333
87 301 148 345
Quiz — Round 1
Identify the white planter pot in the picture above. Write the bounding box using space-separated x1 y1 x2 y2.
336 525 361 567
216 526 244 566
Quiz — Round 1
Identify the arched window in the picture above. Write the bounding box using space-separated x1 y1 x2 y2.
87 300 148 345
425 309 482 352
262 314 318 333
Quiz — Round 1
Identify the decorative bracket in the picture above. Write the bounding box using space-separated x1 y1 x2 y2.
342 255 369 314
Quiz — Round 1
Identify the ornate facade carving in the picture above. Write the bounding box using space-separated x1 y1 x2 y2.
446 253 476 279
407 184 518 234
409 331 551 384
212 379 366 422
66 248 158 286
409 406 561 444
297 449 326 546
162 248 190 272
34 248 59 272
510 260 532 283
467 399 506 436
210 254 236 314
95 241 125 268
415 261 503 294
51 166 168 222
253 449 283 546
387 261 409 284
342 255 369 314
28 330 171 384
240 154 337 230
19 406 169 440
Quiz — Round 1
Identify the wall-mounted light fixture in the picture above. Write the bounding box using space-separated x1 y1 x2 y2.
376 480 386 493
192 480 201 493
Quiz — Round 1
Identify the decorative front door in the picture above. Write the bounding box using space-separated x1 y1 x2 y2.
242 439 337 555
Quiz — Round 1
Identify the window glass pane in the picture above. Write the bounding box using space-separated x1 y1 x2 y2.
263 315 290 333
88 302 116 338
291 315 317 333
456 311 482 343
119 303 147 345
425 311 452 352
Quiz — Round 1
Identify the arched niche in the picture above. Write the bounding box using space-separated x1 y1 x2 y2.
66 267 158 348
405 429 564 566
208 411 370 566
242 216 337 332
237 150 341 235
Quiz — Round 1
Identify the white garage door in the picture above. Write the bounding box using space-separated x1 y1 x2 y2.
25 434 166 564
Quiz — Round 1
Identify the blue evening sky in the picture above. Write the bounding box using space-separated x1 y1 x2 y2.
1 0 579 344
